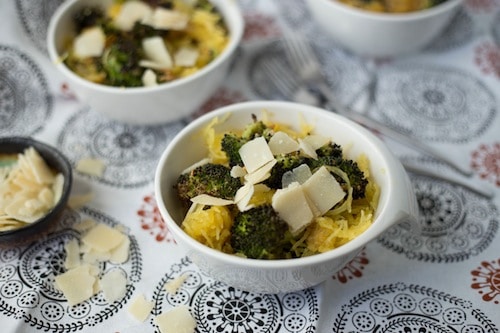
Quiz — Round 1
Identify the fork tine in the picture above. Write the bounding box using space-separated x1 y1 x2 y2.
261 58 298 96
283 37 320 73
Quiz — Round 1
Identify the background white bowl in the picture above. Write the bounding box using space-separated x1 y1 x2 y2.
305 0 463 58
154 101 419 294
47 0 244 125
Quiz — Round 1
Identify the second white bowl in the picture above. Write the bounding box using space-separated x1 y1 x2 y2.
305 0 463 58
47 0 244 124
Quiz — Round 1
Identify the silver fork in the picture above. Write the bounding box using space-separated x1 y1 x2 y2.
281 36 472 177
263 55 494 198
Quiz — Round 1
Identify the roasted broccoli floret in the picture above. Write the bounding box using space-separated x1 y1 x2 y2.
143 0 174 9
314 142 344 166
130 21 161 40
102 37 144 87
221 116 273 167
220 134 246 167
230 205 292 259
308 143 368 199
241 119 271 140
175 163 242 202
73 7 104 33
334 159 368 200
264 152 306 189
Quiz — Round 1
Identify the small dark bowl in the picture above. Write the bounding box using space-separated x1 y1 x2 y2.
0 137 73 246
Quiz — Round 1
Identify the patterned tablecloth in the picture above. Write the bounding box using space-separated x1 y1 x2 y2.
1 0 500 332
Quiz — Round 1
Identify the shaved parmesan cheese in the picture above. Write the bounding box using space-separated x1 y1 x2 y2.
55 220 132 307
99 269 127 303
268 132 300 155
230 165 247 178
302 166 345 216
238 137 275 174
155 305 196 333
164 274 189 294
141 37 173 69
128 294 153 322
82 248 111 264
234 182 254 212
138 59 171 70
301 134 330 151
68 192 94 210
142 69 158 87
244 159 277 184
72 218 97 232
4 197 45 223
298 138 317 159
272 182 314 235
144 8 190 31
81 223 126 253
52 173 64 204
109 235 130 264
190 194 233 206
282 164 312 188
73 26 106 58
174 47 199 67
64 238 80 269
76 158 105 177
25 147 55 184
114 1 153 31
54 265 97 306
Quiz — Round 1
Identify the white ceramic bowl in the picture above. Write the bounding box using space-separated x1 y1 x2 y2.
154 101 418 294
305 0 463 58
47 0 244 125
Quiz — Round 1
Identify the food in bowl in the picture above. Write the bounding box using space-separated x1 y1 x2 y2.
62 0 229 87
155 101 417 293
0 147 64 231
174 112 380 259
0 137 73 245
47 0 243 124
305 0 463 57
339 0 448 13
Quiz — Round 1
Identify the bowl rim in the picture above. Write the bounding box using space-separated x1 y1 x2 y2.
46 0 244 94
311 0 464 21
0 136 73 237
154 100 412 269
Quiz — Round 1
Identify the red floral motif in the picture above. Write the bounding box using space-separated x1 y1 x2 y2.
242 12 281 41
471 142 500 186
465 0 498 11
474 41 500 78
471 258 500 304
59 82 77 100
333 250 369 283
137 194 175 243
193 88 246 118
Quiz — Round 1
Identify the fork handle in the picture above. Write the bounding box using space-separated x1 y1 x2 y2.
314 81 472 177
401 160 494 198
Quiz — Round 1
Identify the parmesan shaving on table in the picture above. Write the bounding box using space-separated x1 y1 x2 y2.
54 220 131 306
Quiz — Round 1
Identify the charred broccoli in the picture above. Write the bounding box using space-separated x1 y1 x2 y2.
241 119 271 140
175 163 242 203
73 7 104 33
308 143 368 199
102 37 144 87
230 205 292 259
220 134 246 167
264 152 306 189
221 116 273 167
